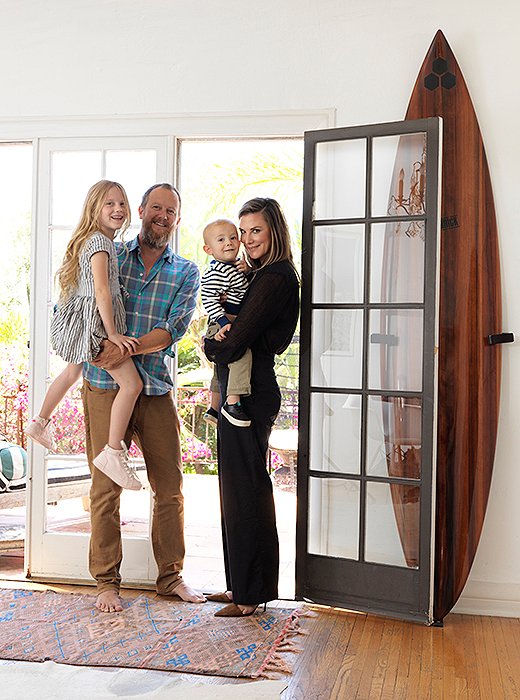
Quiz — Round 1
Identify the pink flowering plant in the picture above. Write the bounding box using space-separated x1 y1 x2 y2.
0 344 217 469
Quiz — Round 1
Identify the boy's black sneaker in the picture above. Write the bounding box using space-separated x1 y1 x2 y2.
221 402 251 428
203 407 219 426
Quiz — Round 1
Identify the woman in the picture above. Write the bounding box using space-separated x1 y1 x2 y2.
204 197 300 617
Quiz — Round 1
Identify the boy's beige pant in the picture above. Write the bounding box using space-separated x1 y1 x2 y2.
206 321 252 396
82 380 185 595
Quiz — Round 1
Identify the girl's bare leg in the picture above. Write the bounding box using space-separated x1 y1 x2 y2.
39 363 83 419
106 359 143 449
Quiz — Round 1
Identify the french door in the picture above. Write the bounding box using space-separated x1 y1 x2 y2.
296 118 442 622
27 136 170 584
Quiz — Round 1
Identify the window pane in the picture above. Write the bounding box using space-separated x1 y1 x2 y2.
368 309 423 391
365 481 420 568
51 151 102 225
313 225 364 303
314 139 366 220
105 150 157 225
311 309 363 389
0 142 32 461
308 477 359 559
370 222 425 303
371 133 427 218
310 393 361 474
366 396 422 478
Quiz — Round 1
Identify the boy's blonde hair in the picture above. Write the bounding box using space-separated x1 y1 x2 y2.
56 180 130 300
202 218 237 246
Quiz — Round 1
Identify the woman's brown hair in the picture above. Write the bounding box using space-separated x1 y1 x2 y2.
238 197 298 276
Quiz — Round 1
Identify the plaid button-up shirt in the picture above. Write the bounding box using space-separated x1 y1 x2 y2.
84 236 200 395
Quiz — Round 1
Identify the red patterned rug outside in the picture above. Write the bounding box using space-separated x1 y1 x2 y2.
0 589 306 678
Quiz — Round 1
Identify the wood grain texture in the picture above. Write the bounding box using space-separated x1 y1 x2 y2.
405 30 502 621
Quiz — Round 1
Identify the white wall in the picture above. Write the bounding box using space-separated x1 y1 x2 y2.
1 0 520 616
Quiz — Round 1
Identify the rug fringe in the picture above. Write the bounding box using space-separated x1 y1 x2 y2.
259 654 294 677
254 607 309 679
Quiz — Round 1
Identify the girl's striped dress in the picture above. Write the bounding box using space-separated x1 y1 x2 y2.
50 232 127 364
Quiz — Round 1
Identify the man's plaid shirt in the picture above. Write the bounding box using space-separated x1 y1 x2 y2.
84 236 200 395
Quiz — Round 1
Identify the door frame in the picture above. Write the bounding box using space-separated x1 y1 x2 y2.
6 109 333 585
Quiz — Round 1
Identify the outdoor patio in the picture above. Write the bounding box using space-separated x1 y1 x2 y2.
0 472 297 599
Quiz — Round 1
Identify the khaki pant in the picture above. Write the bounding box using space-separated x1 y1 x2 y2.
206 321 252 396
81 380 185 595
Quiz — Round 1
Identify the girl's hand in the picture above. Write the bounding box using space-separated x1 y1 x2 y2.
108 333 141 355
215 323 231 341
235 257 252 274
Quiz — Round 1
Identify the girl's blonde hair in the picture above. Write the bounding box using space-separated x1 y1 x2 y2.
56 180 130 300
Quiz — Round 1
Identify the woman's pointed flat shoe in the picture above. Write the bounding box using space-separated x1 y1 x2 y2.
214 602 266 617
215 603 253 617
205 592 233 603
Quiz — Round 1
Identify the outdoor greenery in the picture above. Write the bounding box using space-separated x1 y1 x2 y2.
0 139 303 470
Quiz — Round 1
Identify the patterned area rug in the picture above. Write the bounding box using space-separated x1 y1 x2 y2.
0 589 306 678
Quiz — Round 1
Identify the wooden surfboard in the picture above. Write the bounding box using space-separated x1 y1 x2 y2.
380 132 428 572
405 30 502 621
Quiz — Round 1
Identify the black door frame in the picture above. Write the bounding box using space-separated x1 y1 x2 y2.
295 118 442 623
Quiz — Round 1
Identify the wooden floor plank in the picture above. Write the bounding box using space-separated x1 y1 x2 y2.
442 616 463 699
430 623 444 699
281 606 335 700
332 613 376 698
379 619 404 700
416 625 434 700
475 615 506 699
391 618 414 700
490 616 520 698
446 615 471 700
499 617 520 693
472 615 496 699
283 606 354 700
326 614 370 700
368 617 398 699
457 615 481 699
354 615 387 699
404 622 425 699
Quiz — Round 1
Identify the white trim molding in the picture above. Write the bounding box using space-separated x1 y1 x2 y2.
453 580 520 618
0 109 335 140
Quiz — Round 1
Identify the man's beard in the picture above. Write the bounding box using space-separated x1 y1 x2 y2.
140 223 171 249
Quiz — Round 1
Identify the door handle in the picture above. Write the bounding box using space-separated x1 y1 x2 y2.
370 333 399 346
487 333 515 345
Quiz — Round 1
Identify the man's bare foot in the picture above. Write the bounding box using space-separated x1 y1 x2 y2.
96 590 123 613
171 581 206 603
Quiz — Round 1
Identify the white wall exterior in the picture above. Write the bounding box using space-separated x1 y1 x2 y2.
1 0 519 616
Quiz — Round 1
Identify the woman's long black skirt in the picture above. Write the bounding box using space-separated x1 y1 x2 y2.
216 354 281 605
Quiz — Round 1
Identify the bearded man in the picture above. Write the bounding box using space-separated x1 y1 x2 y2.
82 183 205 612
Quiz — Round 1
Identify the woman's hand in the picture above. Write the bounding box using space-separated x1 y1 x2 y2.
235 257 252 274
107 333 141 355
215 323 231 341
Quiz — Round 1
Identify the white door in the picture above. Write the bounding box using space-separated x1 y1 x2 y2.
27 136 170 585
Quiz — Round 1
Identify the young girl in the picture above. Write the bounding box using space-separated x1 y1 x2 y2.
25 180 143 490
